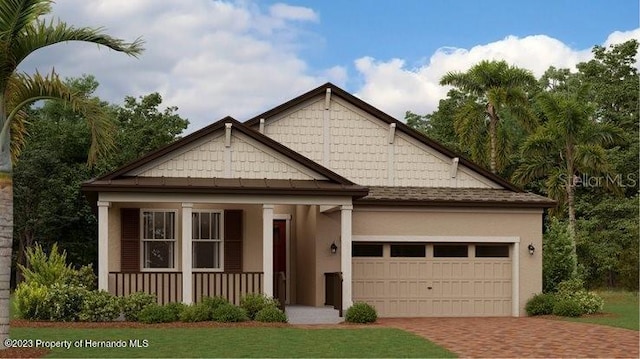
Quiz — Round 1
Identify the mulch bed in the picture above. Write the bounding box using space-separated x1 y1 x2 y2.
0 347 49 358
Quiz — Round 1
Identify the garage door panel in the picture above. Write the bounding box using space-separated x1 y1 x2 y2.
353 243 513 317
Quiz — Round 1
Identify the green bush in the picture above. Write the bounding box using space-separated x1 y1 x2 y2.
79 290 120 322
66 264 97 289
555 279 604 315
542 219 575 293
179 303 211 322
345 302 377 323
553 298 582 317
121 292 156 321
255 306 287 323
19 243 73 286
525 293 556 316
211 304 248 322
202 296 229 313
43 283 89 321
164 302 187 321
14 281 50 320
240 293 277 320
139 304 176 324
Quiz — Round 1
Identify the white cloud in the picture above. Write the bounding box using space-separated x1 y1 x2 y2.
269 3 319 22
354 34 605 120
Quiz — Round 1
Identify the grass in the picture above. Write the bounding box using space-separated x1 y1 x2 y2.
564 291 639 331
10 327 456 358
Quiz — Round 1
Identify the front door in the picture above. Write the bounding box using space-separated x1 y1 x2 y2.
273 220 287 304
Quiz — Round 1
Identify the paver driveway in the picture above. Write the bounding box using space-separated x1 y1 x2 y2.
380 317 639 358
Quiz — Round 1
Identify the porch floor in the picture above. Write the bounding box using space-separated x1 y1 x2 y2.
285 305 342 324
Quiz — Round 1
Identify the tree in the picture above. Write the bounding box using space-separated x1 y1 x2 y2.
513 92 622 276
0 0 142 347
440 60 536 173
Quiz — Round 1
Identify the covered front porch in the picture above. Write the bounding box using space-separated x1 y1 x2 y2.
95 192 355 311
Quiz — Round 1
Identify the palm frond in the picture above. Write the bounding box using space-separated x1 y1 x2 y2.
9 107 27 162
0 0 51 40
3 70 114 164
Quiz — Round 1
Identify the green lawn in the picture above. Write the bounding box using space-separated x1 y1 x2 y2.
564 291 639 331
10 327 456 358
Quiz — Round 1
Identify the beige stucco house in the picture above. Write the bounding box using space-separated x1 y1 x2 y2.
82 83 554 317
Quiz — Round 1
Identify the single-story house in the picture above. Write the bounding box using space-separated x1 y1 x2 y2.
82 83 554 317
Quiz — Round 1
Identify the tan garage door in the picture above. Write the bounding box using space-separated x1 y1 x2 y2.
352 243 512 317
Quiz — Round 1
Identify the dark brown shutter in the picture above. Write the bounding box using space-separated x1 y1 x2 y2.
121 208 140 272
224 210 243 272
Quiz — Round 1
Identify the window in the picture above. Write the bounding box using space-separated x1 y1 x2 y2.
352 243 383 257
433 244 468 258
142 211 176 269
390 244 426 257
475 244 510 258
192 211 223 269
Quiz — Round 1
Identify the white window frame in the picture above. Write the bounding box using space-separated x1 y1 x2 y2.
140 209 178 272
192 210 224 272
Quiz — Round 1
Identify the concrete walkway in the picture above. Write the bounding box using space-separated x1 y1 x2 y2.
379 317 639 358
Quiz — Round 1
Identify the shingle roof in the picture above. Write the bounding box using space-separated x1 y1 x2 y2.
356 186 556 208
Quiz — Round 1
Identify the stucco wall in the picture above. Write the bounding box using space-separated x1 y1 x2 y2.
314 210 341 306
294 205 316 305
352 207 543 316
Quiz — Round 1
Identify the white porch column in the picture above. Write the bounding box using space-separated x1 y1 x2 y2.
97 201 110 292
262 204 274 297
341 204 353 310
182 203 193 304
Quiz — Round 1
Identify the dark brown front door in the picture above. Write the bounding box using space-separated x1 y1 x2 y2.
273 220 286 274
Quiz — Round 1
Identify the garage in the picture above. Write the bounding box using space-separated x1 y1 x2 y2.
352 242 513 317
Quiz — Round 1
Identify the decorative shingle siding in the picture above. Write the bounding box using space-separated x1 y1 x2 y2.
137 132 320 180
329 100 388 184
139 136 226 177
264 99 324 163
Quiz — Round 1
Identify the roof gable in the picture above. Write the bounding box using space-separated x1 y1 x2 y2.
95 117 358 186
245 83 520 191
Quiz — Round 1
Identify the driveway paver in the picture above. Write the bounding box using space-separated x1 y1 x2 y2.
380 317 639 358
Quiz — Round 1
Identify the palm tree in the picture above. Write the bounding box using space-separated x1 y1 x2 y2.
0 0 143 346
440 60 536 174
513 92 621 276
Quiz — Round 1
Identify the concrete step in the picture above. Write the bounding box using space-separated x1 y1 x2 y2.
285 305 342 324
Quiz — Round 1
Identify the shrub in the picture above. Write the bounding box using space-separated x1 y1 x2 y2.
19 243 73 286
164 302 187 321
240 293 277 320
79 290 120 322
202 296 229 313
121 292 156 321
555 278 604 315
66 264 97 289
14 281 50 320
345 302 377 323
255 306 287 323
525 293 556 316
553 298 582 317
179 303 211 322
43 283 89 321
211 304 248 322
542 219 575 293
139 304 176 324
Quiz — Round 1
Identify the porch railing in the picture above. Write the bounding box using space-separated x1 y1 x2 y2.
109 272 263 305
324 272 343 316
109 272 183 305
192 272 263 305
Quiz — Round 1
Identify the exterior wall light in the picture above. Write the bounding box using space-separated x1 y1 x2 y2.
528 243 535 255
330 242 338 254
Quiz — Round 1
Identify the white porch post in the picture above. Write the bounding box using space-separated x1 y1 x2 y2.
341 204 353 310
182 203 193 304
262 204 274 297
512 241 520 317
97 201 110 292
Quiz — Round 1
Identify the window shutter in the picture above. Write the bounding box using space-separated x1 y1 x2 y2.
224 210 243 272
121 208 140 272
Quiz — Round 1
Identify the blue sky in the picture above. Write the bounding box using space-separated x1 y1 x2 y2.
21 0 639 132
